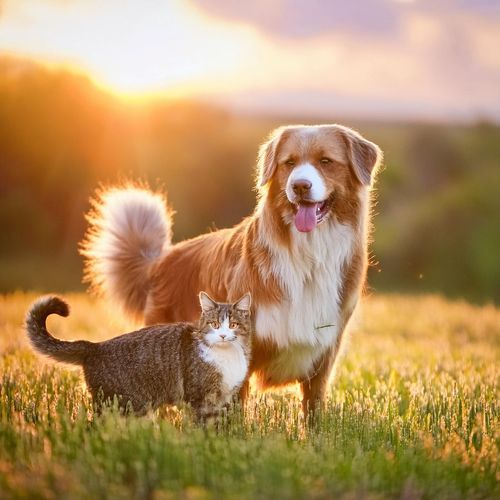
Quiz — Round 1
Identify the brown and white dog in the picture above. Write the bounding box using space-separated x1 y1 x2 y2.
81 124 382 412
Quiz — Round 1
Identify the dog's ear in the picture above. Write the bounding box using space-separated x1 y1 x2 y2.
257 127 288 187
340 127 382 186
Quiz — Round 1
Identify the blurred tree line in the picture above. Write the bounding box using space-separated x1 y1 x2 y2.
0 57 498 302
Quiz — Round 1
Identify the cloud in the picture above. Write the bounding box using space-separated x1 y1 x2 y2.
191 0 403 39
190 0 500 119
445 0 500 16
1 0 499 120
191 0 500 41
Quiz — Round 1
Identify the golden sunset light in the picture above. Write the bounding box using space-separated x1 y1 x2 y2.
0 2 499 497
0 0 262 99
1 0 499 119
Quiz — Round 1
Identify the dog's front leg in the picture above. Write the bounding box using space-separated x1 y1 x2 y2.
300 345 337 418
301 318 352 419
301 299 358 420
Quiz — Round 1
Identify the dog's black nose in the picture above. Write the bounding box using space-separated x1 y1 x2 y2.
292 179 312 196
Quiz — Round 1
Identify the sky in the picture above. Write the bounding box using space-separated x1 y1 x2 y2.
0 0 499 121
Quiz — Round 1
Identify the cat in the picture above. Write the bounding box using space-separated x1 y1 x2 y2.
25 292 252 419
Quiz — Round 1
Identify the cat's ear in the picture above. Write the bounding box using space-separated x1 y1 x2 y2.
234 293 251 312
199 292 217 312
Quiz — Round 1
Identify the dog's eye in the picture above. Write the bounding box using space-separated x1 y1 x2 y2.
320 157 332 164
209 321 220 329
285 159 295 166
229 321 239 329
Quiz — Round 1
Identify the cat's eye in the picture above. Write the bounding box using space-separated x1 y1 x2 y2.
209 321 220 329
229 321 239 329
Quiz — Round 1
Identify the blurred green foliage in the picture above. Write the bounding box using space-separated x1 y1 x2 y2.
0 57 498 302
369 122 500 303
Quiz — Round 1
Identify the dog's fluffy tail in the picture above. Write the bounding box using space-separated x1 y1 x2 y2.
80 186 173 320
25 296 93 365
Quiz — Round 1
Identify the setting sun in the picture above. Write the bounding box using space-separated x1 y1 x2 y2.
1 0 499 118
0 0 257 98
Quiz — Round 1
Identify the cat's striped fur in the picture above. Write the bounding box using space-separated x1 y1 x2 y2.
25 293 252 418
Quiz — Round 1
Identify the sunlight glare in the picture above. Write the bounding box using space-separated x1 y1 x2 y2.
0 0 256 98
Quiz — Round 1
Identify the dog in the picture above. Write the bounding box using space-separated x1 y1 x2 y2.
81 124 382 412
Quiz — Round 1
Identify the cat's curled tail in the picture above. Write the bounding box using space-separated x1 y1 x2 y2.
25 296 93 365
79 186 173 320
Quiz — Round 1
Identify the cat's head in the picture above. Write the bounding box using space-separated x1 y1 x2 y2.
197 292 252 348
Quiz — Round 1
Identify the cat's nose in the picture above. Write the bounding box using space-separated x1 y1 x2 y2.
219 334 226 340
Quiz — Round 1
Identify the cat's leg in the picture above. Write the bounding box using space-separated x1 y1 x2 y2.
129 400 150 417
193 391 220 424
92 397 103 418
90 387 106 418
238 378 250 406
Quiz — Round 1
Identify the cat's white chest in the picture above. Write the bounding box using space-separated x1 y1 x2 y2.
199 343 248 394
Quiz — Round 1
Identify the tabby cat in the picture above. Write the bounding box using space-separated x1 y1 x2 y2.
25 292 252 419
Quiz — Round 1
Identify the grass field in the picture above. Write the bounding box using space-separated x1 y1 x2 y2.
0 292 498 499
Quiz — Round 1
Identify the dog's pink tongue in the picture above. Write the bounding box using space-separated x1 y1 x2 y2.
295 203 318 232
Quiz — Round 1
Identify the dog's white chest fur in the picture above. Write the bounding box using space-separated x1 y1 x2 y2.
198 343 248 396
256 221 355 385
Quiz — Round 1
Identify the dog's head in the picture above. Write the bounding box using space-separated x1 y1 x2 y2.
257 125 382 232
